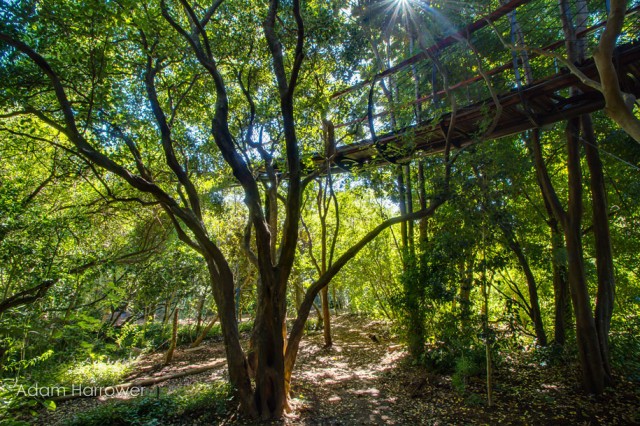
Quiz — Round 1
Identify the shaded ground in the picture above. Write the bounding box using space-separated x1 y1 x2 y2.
42 314 640 425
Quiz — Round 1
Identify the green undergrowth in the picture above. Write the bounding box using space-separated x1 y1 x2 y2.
2 318 252 425
610 312 640 382
56 357 134 388
62 381 232 426
110 322 223 353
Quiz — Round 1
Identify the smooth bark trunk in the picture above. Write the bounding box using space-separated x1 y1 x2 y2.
321 287 332 347
564 119 606 394
528 122 607 393
582 115 615 381
252 270 287 419
319 181 332 347
195 296 205 336
528 130 571 346
164 308 179 365
204 258 255 417
593 0 640 142
190 314 219 349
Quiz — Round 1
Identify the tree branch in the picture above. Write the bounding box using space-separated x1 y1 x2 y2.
143 51 203 219
0 279 56 314
593 0 640 142
285 193 449 371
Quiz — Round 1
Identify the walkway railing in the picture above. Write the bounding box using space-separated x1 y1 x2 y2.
321 0 640 169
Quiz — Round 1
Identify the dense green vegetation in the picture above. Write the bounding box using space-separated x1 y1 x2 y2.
1 0 639 423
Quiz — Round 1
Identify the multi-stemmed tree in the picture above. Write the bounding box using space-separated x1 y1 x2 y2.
0 0 451 418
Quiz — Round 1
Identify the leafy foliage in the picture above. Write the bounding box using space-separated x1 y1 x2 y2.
0 0 639 421
64 382 231 426
57 358 133 388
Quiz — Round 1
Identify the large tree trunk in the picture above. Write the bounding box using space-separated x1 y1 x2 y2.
252 270 287 419
559 0 613 390
528 122 607 393
518 0 611 393
204 258 255 417
564 119 606 394
582 115 615 382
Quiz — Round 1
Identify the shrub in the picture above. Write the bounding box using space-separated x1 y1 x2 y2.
451 350 484 394
63 381 231 426
64 395 177 426
610 312 640 382
0 379 57 425
57 358 133 388
238 320 254 334
114 323 167 352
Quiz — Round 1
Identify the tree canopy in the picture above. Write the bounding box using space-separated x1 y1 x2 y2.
1 0 639 422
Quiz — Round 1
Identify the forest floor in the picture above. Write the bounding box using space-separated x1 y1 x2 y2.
41 314 640 425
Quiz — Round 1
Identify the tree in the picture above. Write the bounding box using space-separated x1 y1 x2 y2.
592 0 640 142
493 0 640 141
522 0 617 393
0 0 451 418
300 173 340 348
472 163 547 347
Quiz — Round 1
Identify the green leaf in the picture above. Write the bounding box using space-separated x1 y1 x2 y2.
42 400 57 411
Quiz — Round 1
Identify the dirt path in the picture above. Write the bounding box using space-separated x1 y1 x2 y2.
290 315 640 425
43 314 640 425
288 316 417 425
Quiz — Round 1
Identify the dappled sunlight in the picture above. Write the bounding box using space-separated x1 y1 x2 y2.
58 359 134 389
27 313 640 425
1 0 638 423
290 315 420 424
350 387 380 397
